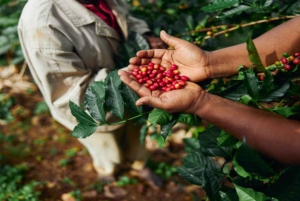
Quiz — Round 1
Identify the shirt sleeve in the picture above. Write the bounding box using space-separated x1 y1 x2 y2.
18 26 93 130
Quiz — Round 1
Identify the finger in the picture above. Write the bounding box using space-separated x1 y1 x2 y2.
119 72 151 97
160 30 190 49
136 96 163 108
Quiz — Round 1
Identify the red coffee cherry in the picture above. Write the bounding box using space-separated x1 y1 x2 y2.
284 64 291 71
293 58 300 65
281 58 288 64
131 63 190 91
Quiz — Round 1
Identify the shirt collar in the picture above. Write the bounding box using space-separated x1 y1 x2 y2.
53 0 96 27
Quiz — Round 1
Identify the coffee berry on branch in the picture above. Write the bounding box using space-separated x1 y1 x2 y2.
259 52 300 81
131 62 189 92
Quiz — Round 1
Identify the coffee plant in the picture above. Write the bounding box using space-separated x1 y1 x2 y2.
70 1 300 200
1 0 299 200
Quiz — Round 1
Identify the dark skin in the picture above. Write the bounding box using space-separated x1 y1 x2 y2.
119 17 300 166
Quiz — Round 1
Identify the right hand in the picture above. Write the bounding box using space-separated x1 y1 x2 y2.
118 70 205 114
128 30 212 83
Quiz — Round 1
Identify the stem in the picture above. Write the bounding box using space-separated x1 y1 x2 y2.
203 15 296 40
98 111 152 126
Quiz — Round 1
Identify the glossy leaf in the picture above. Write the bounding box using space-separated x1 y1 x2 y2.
271 106 298 118
234 184 267 201
217 130 239 147
218 5 251 18
71 123 98 138
84 81 107 123
69 101 97 126
242 68 259 101
120 84 143 116
104 71 124 119
202 169 222 201
246 37 265 72
234 143 277 177
267 165 300 200
178 152 221 186
198 126 232 159
148 108 172 126
177 113 201 125
160 115 179 139
259 82 290 102
201 0 239 12
220 186 239 201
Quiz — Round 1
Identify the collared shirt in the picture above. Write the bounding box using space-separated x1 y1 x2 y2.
82 0 122 35
18 0 150 131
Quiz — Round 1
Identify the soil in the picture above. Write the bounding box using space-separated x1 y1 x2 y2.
0 67 206 201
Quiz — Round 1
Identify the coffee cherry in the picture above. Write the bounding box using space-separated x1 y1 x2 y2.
281 58 288 64
131 63 190 91
294 52 300 57
258 75 264 81
283 52 290 58
284 64 291 71
293 58 300 65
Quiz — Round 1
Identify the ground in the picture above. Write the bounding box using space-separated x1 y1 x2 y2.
0 65 206 201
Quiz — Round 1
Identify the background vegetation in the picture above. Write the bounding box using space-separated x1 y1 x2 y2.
1 0 300 200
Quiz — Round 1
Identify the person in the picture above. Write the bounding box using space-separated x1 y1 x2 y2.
18 0 167 186
118 16 300 166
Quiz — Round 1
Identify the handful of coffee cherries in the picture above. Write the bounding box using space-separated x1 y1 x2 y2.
131 62 190 92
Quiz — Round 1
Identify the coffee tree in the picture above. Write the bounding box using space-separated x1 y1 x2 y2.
69 0 300 200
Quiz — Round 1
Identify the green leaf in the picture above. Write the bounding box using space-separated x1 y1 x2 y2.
234 143 277 178
239 94 253 105
178 152 221 186
120 84 143 116
198 126 232 159
71 123 98 138
259 82 290 102
267 165 300 200
217 5 251 18
148 108 172 126
128 31 150 51
259 70 274 96
177 113 201 125
105 71 124 119
160 115 179 139
242 68 259 100
202 170 222 201
69 101 97 126
246 37 265 72
185 15 194 30
84 81 107 123
201 0 239 12
217 130 239 147
183 137 200 152
139 123 148 145
234 184 267 201
271 106 297 118
220 186 239 201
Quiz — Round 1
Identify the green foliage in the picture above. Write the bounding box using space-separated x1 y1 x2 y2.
0 0 27 65
0 164 42 201
68 1 300 200
0 93 15 121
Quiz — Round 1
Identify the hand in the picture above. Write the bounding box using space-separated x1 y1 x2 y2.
118 69 205 114
130 30 212 82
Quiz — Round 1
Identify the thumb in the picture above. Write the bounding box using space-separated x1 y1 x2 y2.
160 30 184 49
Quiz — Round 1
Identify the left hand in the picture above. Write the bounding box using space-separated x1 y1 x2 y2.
118 69 205 114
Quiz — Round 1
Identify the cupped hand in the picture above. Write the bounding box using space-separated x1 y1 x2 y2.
128 30 212 82
118 69 205 114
